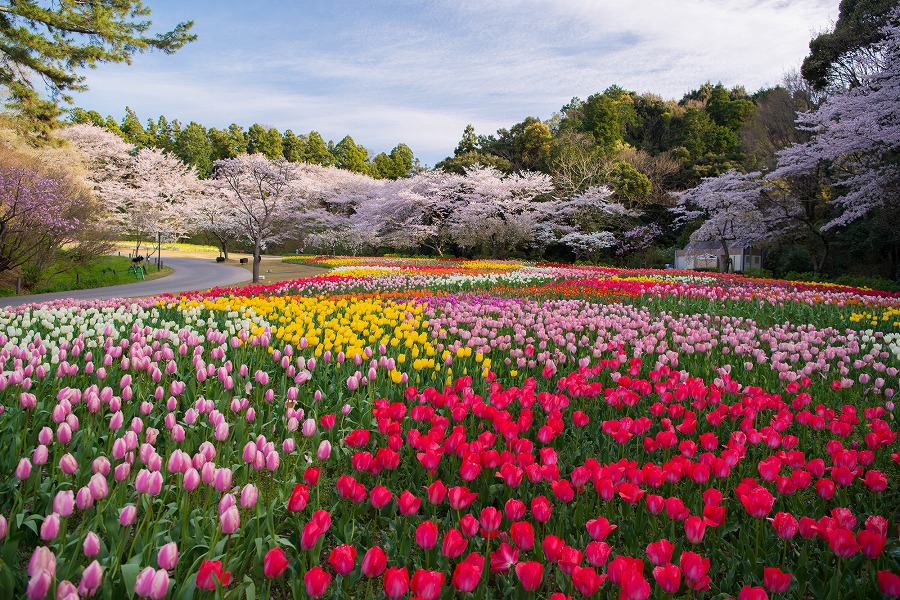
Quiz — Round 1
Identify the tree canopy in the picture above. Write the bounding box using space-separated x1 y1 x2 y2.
0 0 195 133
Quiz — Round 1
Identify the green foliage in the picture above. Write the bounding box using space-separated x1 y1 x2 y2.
610 161 651 204
0 1 195 135
801 0 897 89
333 135 369 172
435 151 512 175
303 131 334 166
175 122 214 177
454 124 479 156
246 124 283 160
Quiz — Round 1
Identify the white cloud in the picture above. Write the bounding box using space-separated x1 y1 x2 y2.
73 0 838 165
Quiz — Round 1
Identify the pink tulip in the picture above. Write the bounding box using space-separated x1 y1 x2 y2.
53 490 75 517
83 532 101 557
15 457 32 480
40 513 60 541
78 560 103 597
241 484 258 509
120 505 137 526
158 542 178 570
220 505 240 534
317 440 332 460
134 566 156 597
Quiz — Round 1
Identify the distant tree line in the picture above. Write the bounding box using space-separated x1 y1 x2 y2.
69 107 421 180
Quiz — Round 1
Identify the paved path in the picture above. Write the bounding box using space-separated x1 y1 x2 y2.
0 257 250 308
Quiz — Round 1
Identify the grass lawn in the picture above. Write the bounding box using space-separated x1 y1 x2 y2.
0 255 173 296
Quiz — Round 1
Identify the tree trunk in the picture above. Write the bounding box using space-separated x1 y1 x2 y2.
720 238 732 273
252 239 261 283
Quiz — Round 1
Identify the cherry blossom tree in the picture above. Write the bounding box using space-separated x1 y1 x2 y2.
672 169 767 272
0 161 82 277
559 231 616 264
190 187 244 259
447 166 554 257
211 154 300 282
770 16 900 232
61 124 201 261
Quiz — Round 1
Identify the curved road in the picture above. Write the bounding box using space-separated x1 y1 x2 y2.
0 257 251 309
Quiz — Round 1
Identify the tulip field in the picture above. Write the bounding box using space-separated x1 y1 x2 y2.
2 257 900 600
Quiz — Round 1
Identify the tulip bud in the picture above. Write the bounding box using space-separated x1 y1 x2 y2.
78 560 103 596
157 542 178 570
83 532 101 557
120 504 137 526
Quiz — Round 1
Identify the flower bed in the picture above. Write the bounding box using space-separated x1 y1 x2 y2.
0 259 898 599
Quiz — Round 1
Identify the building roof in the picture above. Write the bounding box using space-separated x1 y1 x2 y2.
684 240 756 251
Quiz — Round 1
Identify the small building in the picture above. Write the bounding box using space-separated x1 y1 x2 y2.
674 240 764 272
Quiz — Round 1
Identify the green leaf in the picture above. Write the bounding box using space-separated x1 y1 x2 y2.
121 563 142 600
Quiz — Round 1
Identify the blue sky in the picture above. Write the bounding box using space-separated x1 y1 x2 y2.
73 0 838 166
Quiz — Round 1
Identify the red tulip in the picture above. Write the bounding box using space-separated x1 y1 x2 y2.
344 429 370 447
763 567 791 593
739 585 769 600
441 528 468 559
680 551 710 582
551 479 575 502
572 565 606 596
685 516 706 544
489 542 519 573
531 496 553 522
383 566 409 599
196 560 231 590
827 528 859 557
448 486 477 510
300 521 323 550
304 566 331 598
397 490 421 515
621 567 652 600
515 561 544 591
425 480 447 504
478 507 501 535
559 546 583 576
739 487 775 518
878 571 900 598
865 515 888 537
758 456 781 481
263 548 289 578
460 514 480 538
653 563 681 594
618 482 645 504
646 539 674 567
586 541 612 567
586 516 617 541
416 520 439 550
857 530 886 558
768 512 799 539
815 478 836 500
615 554 645 579
505 521 533 551
543 535 564 563
798 516 818 539
863 469 887 491
665 497 690 520
287 484 308 512
452 553 483 593
370 485 392 508
410 569 444 600
646 494 665 515
328 544 356 576
303 467 320 486
361 546 388 578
